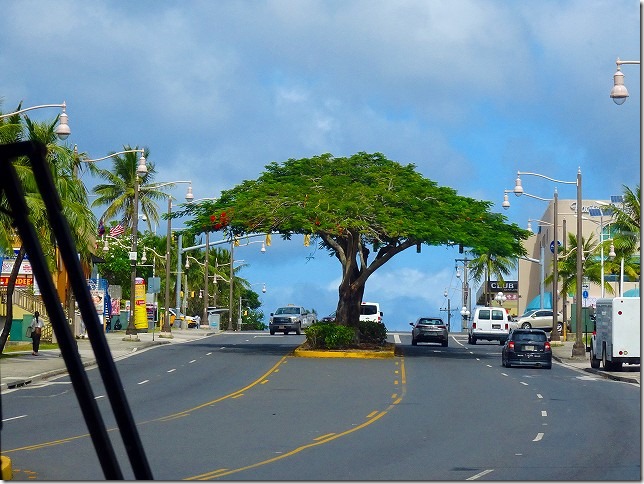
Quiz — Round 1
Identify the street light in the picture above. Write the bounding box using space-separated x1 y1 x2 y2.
610 57 640 105
228 239 267 331
79 147 146 337
239 282 267 331
152 181 193 333
512 169 584 355
455 258 470 330
0 101 70 139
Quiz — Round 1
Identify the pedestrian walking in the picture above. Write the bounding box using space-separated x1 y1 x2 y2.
195 314 201 329
31 310 44 356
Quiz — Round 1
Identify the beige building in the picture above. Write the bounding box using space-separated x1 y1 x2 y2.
517 198 639 322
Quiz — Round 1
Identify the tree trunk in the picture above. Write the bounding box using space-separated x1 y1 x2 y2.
0 247 26 354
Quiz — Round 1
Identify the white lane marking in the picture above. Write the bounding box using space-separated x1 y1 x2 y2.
2 414 27 423
95 395 106 400
206 352 213 355
467 469 494 480
501 373 508 376
189 359 197 364
541 411 547 417
393 334 402 344
533 432 544 442
138 380 149 385
486 364 492 368
520 382 528 386
537 393 543 399
167 369 176 373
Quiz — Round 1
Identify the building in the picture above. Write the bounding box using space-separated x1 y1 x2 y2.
517 197 639 322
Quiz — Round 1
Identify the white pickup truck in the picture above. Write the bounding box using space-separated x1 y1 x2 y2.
269 305 317 335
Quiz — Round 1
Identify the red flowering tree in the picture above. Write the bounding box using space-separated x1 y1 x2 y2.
174 152 529 330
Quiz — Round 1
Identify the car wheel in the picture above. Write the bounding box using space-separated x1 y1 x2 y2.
442 340 448 347
270 328 275 335
471 337 476 345
499 339 504 345
521 322 532 329
590 346 600 369
283 330 289 335
544 364 552 369
296 323 302 335
411 337 417 346
467 334 472 344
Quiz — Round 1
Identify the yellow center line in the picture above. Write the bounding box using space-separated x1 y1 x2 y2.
187 356 407 481
3 355 290 455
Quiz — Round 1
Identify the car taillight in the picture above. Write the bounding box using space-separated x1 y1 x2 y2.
545 342 551 351
504 323 509 330
508 341 514 350
472 323 477 329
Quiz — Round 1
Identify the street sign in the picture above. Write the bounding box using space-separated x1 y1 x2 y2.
550 240 562 254
583 290 589 299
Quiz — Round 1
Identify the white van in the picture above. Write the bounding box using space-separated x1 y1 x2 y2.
467 307 511 345
359 302 383 324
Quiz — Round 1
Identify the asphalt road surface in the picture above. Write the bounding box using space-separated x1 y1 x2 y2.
2 332 640 480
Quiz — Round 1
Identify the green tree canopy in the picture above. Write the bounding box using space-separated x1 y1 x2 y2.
175 152 529 332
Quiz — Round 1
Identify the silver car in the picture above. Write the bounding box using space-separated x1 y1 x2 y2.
410 317 448 347
512 309 564 333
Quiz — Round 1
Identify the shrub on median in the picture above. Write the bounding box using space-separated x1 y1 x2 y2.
304 322 357 349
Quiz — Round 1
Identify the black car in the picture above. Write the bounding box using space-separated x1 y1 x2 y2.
410 317 448 347
321 311 336 322
501 329 552 369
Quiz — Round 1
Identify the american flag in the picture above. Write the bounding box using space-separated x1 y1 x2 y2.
109 222 125 237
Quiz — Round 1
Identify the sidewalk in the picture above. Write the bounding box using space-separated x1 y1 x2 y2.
1 331 639 392
1 326 217 392
550 339 640 385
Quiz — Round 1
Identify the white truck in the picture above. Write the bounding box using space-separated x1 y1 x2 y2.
589 297 640 371
269 305 317 335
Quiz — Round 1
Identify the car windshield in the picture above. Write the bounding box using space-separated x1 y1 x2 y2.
513 332 547 342
360 305 378 315
275 307 300 315
418 318 443 325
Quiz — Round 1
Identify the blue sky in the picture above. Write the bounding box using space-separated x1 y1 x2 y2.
1 1 640 331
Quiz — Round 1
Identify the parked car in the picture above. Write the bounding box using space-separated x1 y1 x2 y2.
501 329 552 369
410 317 448 347
512 309 566 333
169 308 198 328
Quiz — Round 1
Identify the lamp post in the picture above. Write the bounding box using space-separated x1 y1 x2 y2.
81 148 147 337
455 258 470 330
227 239 266 330
512 169 583 354
610 58 640 105
0 102 70 139
146 181 193 334
239 282 267 331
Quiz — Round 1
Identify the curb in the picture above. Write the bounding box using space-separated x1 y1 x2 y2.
293 344 395 359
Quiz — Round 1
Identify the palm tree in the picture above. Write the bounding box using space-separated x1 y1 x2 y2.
91 147 172 233
611 184 640 252
0 114 96 353
468 252 517 306
607 184 641 289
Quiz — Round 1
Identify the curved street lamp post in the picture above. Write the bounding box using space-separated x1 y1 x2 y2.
511 170 584 355
0 102 70 139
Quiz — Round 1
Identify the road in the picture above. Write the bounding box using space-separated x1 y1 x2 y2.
2 332 640 480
